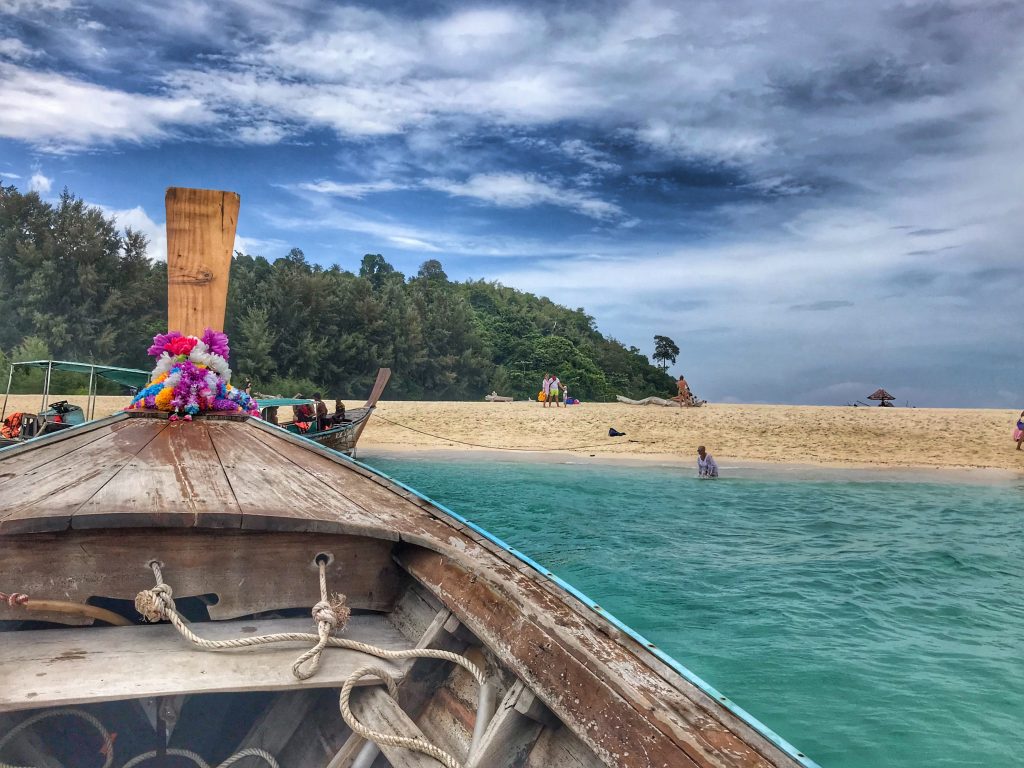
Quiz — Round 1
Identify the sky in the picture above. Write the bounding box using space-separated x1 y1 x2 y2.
1 0 1021 407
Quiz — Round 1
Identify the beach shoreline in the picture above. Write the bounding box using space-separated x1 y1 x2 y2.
4 395 1022 476
359 447 1023 485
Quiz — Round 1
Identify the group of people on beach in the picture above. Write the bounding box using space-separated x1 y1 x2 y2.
541 373 568 407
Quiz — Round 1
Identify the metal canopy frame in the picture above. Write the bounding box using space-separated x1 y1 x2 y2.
1 360 150 422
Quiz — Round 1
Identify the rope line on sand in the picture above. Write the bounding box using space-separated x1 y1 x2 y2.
372 414 638 452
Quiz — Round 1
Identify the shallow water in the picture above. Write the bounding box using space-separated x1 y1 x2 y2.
363 454 1024 768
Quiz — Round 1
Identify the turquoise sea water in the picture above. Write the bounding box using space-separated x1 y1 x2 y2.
364 454 1024 768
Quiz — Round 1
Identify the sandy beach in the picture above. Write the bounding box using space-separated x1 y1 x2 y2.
5 395 1021 473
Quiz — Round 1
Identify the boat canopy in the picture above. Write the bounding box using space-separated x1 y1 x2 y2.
2 359 152 423
11 360 151 389
256 397 314 409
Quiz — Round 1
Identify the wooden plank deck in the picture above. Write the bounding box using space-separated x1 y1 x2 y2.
0 615 410 713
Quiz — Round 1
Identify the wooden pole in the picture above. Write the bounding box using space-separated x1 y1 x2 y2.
165 188 240 337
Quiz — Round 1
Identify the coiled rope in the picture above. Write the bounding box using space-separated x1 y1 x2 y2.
122 747 279 768
0 708 114 768
0 709 278 768
135 559 489 768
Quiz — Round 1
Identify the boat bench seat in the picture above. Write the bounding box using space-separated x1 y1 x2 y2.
0 614 413 713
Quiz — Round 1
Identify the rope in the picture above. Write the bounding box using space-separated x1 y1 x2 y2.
0 708 114 768
0 706 279 768
339 667 462 768
373 414 634 452
121 748 208 768
135 560 487 768
122 747 280 768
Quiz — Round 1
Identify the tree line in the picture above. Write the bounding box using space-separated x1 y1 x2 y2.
0 183 675 401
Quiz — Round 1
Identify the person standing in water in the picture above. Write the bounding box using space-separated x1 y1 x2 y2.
697 445 718 478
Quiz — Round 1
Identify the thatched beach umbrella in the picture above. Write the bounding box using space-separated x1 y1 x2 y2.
867 388 895 406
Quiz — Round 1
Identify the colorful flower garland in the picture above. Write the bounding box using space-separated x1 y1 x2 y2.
126 329 260 421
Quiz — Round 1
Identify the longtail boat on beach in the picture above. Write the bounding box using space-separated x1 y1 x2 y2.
0 360 150 447
0 188 818 768
256 368 391 458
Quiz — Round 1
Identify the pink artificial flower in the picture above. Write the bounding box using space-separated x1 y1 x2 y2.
202 328 230 359
148 331 183 357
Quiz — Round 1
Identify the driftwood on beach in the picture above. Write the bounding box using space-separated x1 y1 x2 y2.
616 394 681 407
485 392 513 402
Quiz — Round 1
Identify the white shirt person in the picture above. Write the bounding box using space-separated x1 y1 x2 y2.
697 445 718 478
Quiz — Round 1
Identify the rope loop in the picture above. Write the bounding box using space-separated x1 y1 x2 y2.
339 666 462 768
130 556 483 768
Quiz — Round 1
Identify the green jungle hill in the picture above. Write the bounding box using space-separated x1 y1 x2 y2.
0 184 675 402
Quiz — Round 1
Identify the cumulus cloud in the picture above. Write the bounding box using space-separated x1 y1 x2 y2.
2 0 1022 404
0 38 40 60
102 205 166 260
0 63 208 150
28 172 52 194
0 0 73 14
423 173 625 220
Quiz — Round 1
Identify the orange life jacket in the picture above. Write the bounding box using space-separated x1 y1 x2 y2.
1 412 25 440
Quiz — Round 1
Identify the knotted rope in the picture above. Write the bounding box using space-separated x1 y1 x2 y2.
136 559 353 678
135 558 489 767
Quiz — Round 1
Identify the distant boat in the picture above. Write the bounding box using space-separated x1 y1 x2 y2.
0 359 150 447
256 368 391 457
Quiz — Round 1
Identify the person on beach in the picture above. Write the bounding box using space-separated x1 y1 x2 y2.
1014 411 1024 450
550 375 562 407
697 445 719 478
542 374 552 407
675 374 693 405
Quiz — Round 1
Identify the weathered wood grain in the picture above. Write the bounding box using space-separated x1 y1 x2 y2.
205 422 397 538
0 530 404 622
165 187 239 337
73 420 241 529
466 682 545 768
399 547 787 768
0 615 410 713
0 414 131 487
346 686 447 768
0 420 167 534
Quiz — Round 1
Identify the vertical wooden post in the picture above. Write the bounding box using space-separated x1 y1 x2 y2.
165 188 240 336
